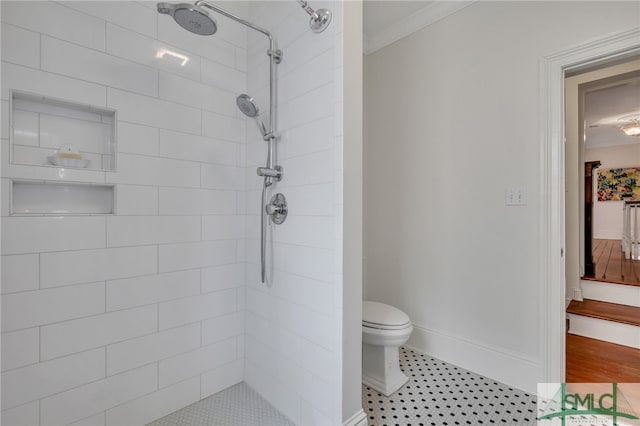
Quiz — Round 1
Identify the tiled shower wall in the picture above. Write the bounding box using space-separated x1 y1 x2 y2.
243 2 345 424
1 2 250 424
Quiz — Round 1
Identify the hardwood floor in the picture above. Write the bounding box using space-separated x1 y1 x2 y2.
584 238 640 286
566 333 640 383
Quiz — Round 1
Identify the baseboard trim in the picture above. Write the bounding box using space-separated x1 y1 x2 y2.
407 323 539 394
343 409 367 426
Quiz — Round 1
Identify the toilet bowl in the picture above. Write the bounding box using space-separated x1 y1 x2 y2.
362 301 413 396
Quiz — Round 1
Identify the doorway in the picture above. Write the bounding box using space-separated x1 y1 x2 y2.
564 59 640 383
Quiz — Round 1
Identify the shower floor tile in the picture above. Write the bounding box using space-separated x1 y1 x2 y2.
146 382 293 426
362 347 537 426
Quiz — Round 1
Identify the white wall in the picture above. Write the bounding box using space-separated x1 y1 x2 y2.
1 2 249 424
242 1 349 425
364 1 640 393
586 144 640 239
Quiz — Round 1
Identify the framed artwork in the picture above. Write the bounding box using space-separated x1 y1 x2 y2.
597 167 640 201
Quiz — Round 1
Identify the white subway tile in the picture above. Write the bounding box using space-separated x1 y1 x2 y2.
1 254 38 294
275 243 333 283
158 240 236 272
106 23 200 81
158 72 237 117
1 24 40 69
40 305 157 360
107 323 200 376
106 376 200 426
40 246 158 288
38 113 111 156
201 164 245 191
201 110 246 143
68 412 106 426
1 348 105 410
201 359 243 398
202 312 244 346
284 183 333 216
60 1 157 39
281 149 334 187
117 122 159 156
12 109 40 147
2 282 105 332
107 269 200 312
159 129 237 165
116 185 158 215
281 117 333 159
158 187 203 215
281 48 333 102
1 328 39 372
281 84 333 130
41 36 158 97
1 216 106 255
159 338 237 388
2 62 106 106
201 263 244 293
0 178 9 217
1 402 39 426
1 1 105 50
202 189 238 215
107 88 200 134
106 153 200 187
106 216 200 247
158 288 237 330
275 215 334 249
201 58 245 94
40 364 157 426
202 215 245 241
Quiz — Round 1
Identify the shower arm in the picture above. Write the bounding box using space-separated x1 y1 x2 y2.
195 0 282 173
297 0 317 18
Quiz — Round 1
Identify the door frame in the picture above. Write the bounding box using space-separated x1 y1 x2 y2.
538 28 640 383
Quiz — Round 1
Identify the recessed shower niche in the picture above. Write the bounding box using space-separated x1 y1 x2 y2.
10 90 117 171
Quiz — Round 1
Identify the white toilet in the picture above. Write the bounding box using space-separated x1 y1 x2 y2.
362 301 413 396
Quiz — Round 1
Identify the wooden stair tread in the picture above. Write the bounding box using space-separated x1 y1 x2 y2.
567 299 640 327
581 275 640 287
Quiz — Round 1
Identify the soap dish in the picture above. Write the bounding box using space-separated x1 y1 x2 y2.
48 156 90 168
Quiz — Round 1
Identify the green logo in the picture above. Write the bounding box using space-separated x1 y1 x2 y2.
538 383 639 426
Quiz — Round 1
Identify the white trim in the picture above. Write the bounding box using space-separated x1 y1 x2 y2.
568 314 640 349
364 1 475 55
343 409 367 426
539 28 640 384
407 323 539 394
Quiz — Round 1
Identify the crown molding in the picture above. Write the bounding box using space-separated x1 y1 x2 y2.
364 1 476 55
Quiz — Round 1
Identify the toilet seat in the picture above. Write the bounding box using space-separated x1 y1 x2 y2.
363 301 410 330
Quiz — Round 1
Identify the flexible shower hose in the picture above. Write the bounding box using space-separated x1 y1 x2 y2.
261 176 272 283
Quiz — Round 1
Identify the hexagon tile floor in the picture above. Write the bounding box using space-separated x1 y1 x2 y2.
147 382 293 426
148 347 537 426
362 347 537 426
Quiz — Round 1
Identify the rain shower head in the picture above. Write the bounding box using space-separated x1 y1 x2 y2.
157 2 217 35
237 94 268 138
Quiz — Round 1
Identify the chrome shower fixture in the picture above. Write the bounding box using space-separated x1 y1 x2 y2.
157 2 217 35
236 94 268 139
296 0 332 33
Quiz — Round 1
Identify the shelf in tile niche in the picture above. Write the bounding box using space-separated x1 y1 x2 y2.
10 90 117 171
11 180 115 215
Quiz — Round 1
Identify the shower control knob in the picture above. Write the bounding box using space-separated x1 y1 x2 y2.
266 193 287 225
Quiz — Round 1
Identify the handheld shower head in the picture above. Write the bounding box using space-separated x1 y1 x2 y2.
157 2 217 35
237 94 268 139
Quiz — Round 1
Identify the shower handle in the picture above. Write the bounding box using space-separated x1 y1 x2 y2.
266 193 288 225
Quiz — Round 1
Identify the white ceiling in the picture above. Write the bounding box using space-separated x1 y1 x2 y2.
585 77 640 148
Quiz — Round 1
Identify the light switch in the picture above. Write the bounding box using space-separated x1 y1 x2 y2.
506 186 526 206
